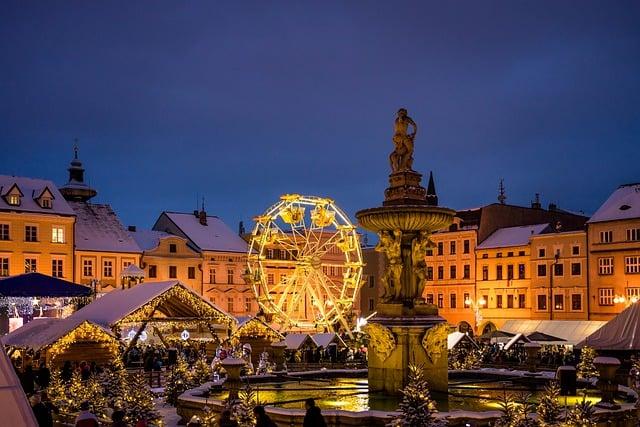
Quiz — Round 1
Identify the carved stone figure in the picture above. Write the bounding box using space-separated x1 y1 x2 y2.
411 231 432 300
363 323 396 362
375 229 403 302
390 108 417 173
421 323 448 364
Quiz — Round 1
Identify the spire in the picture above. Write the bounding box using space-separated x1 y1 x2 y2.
60 143 97 202
198 197 207 226
426 171 438 206
498 178 506 204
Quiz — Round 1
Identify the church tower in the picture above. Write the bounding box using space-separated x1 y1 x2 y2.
59 145 98 202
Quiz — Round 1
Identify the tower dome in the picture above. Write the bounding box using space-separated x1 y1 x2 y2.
59 145 97 202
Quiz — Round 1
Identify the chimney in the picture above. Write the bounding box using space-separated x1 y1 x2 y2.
193 210 199 217
531 193 542 209
238 221 245 235
548 203 557 211
199 209 208 226
128 225 136 232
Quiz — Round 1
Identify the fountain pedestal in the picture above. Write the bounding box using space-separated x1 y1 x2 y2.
220 357 246 401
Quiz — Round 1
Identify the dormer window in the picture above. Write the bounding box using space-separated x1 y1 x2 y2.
41 198 51 208
7 194 20 206
35 187 54 209
3 183 23 206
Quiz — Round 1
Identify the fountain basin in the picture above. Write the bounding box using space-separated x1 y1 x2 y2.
356 205 455 232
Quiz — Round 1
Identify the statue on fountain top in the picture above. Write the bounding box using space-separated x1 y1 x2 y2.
390 108 417 173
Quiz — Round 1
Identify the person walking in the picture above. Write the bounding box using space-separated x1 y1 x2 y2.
303 398 327 427
218 409 238 427
39 391 58 427
74 401 99 427
37 362 51 389
253 405 277 427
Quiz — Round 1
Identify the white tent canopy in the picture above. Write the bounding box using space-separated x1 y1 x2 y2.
0 345 37 426
311 333 346 349
578 302 640 350
504 333 531 350
448 331 479 350
501 320 606 345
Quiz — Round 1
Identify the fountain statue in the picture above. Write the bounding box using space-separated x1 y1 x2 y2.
356 108 455 394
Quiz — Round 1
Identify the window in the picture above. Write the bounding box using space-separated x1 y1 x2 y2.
450 241 456 255
627 288 640 301
496 295 503 308
600 230 613 243
25 258 37 273
245 298 252 312
554 263 564 277
169 243 177 253
209 268 216 283
450 265 456 279
266 249 274 259
227 269 234 284
368 276 375 288
496 252 503 258
507 294 514 308
169 266 177 278
450 293 457 308
482 265 488 281
507 265 513 280
51 226 64 243
571 294 582 311
571 262 581 276
482 254 488 259
426 294 434 305
463 264 470 279
572 245 580 255
538 248 545 258
483 295 489 306
426 267 433 280
599 288 614 306
7 194 20 206
25 225 37 242
267 273 274 285
0 258 8 276
0 224 9 240
437 294 443 308
537 264 547 277
463 293 470 304
188 266 196 279
83 259 93 277
368 298 375 311
554 294 564 310
426 248 433 257
463 240 470 254
149 265 157 278
625 256 640 274
537 295 547 311
518 264 525 279
518 294 525 308
437 242 443 256
41 198 51 208
507 252 513 257
598 258 613 275
496 265 503 280
627 229 640 242
103 260 113 277
227 297 234 312
518 251 525 256
437 266 444 280
52 259 63 278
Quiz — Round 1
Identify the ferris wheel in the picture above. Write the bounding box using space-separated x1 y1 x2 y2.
247 194 363 335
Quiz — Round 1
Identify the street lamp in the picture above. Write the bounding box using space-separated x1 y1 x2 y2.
464 297 486 333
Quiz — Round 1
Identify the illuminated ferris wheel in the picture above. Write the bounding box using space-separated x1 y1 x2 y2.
247 194 363 334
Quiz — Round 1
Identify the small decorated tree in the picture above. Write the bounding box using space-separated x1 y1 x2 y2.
563 395 596 427
165 355 193 405
392 364 446 427
99 359 128 407
227 382 258 427
192 356 212 385
537 382 561 426
494 392 538 427
124 371 162 425
47 369 71 412
67 370 107 416
576 346 598 379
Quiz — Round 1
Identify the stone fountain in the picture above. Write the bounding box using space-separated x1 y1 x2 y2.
356 108 455 394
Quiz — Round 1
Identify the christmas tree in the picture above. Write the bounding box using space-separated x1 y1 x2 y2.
165 355 193 405
192 356 212 385
391 364 446 427
228 382 257 427
201 404 217 427
576 346 598 379
47 369 71 412
124 371 162 425
537 381 561 427
99 359 128 407
448 346 481 370
563 395 596 427
494 392 538 427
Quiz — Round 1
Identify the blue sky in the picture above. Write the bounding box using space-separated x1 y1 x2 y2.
1 1 639 231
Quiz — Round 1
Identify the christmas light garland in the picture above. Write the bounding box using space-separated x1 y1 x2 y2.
45 321 121 365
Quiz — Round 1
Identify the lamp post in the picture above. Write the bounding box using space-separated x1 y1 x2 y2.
464 297 486 335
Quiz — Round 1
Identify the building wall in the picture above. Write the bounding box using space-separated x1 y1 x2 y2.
202 251 252 316
530 231 588 320
74 250 141 290
141 236 202 294
359 247 385 318
0 211 74 279
423 228 477 332
587 218 640 320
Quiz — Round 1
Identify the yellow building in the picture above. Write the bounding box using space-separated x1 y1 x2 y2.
359 246 385 318
587 183 640 320
0 176 75 280
529 230 588 320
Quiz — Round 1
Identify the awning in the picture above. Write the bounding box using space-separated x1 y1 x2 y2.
527 331 566 343
478 330 515 340
578 302 640 350
501 320 606 346
504 333 531 350
0 273 91 297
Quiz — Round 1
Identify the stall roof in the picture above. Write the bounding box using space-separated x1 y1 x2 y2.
578 302 640 350
311 333 346 348
504 333 531 350
0 345 37 426
2 318 113 350
0 273 92 297
69 280 235 328
276 333 317 350
448 331 479 350
501 320 606 345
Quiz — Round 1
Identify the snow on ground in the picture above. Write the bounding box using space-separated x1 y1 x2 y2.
155 397 181 427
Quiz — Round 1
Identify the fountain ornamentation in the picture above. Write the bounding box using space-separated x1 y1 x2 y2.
356 108 455 394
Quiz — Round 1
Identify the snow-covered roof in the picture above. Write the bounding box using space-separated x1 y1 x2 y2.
276 333 317 350
578 302 640 350
448 331 479 350
0 175 75 216
160 212 248 253
0 345 37 426
587 183 640 223
503 333 530 350
69 201 141 253
69 280 234 328
120 264 145 278
2 317 112 350
130 229 173 251
476 223 549 249
501 319 606 345
311 333 346 348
